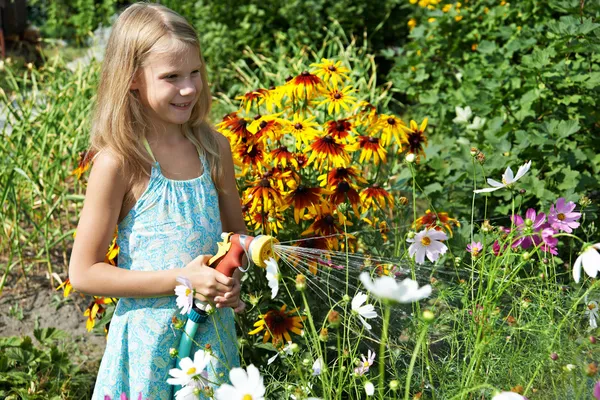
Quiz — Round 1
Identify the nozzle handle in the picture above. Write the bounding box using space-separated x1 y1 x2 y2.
208 234 251 277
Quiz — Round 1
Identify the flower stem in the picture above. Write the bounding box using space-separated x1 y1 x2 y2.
404 324 428 400
378 304 391 398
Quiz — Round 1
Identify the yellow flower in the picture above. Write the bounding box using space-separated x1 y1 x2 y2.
414 209 461 237
285 180 331 223
428 17 437 23
442 4 452 12
408 18 417 30
249 304 305 344
285 114 321 150
455 15 463 22
83 297 114 332
305 134 353 170
360 184 394 214
72 150 96 180
243 172 285 213
316 85 357 116
285 70 323 100
235 88 267 114
357 135 387 165
375 114 410 148
405 118 428 160
310 58 350 88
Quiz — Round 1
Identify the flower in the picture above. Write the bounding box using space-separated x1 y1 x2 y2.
586 300 599 330
407 229 448 264
414 209 460 237
466 242 483 257
452 106 472 124
312 357 324 376
375 114 409 147
573 243 600 283
305 134 353 169
351 292 378 330
354 350 376 375
316 85 356 116
491 392 527 400
466 116 486 130
267 341 293 365
264 257 279 299
474 161 531 193
364 382 375 396
285 180 328 223
310 58 350 88
174 276 195 315
359 184 394 213
214 364 265 400
248 304 306 344
359 272 432 303
287 71 322 99
174 386 201 400
84 297 114 332
167 349 215 388
548 197 581 233
72 150 95 180
356 135 387 165
406 118 428 160
594 380 600 399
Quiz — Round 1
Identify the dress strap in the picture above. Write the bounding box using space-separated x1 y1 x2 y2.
142 136 157 164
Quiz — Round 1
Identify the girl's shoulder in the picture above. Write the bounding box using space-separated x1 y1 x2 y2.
88 149 130 201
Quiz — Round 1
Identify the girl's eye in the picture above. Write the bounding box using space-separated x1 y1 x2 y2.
191 70 200 75
163 74 177 80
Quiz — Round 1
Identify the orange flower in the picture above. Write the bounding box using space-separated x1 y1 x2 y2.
406 118 428 160
245 208 285 235
291 236 331 274
286 71 323 100
56 278 74 298
317 166 367 187
247 112 284 141
270 146 297 169
414 209 461 237
105 231 119 266
248 304 306 344
235 88 268 114
286 180 330 223
360 184 394 213
217 112 252 145
243 173 284 213
325 119 356 144
353 101 379 129
328 181 361 216
84 297 114 332
233 138 267 174
357 135 387 165
302 203 352 249
72 150 95 180
305 134 353 169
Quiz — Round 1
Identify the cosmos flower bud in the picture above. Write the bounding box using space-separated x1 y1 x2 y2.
319 328 329 342
328 310 341 328
389 380 400 391
470 147 479 156
169 348 178 358
295 274 306 291
407 231 416 239
405 153 416 163
399 196 409 206
422 310 435 322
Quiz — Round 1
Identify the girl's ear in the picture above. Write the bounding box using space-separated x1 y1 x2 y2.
130 70 141 90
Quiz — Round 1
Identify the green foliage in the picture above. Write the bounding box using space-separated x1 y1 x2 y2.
386 0 600 217
28 0 120 45
0 328 95 399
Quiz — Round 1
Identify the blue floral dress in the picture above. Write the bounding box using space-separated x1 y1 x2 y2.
92 138 240 399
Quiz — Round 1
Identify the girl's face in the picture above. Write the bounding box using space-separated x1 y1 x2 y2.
132 42 203 130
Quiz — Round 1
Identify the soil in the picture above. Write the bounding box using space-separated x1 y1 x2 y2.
0 264 106 373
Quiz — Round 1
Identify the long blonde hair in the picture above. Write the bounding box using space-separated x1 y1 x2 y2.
90 2 223 197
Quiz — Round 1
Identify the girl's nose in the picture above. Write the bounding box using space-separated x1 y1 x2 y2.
180 79 197 97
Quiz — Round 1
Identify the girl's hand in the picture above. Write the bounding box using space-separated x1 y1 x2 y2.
181 255 234 302
214 275 246 313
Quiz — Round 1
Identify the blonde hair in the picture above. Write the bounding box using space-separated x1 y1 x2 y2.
90 2 223 198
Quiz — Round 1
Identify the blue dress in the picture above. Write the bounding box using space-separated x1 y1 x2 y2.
92 138 240 399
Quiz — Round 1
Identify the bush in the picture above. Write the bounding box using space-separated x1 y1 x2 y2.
386 0 600 218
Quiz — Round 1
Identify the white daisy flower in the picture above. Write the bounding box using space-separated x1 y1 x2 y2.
167 349 214 388
407 229 448 264
359 272 432 304
473 160 531 193
265 257 280 299
214 364 265 400
351 292 378 330
585 300 599 330
573 243 600 283
364 382 375 396
174 276 195 315
267 341 293 365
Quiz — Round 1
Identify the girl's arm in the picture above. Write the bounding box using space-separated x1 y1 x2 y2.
69 150 233 299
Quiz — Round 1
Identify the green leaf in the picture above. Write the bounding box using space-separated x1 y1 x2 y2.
419 91 439 105
557 168 580 191
477 40 497 54
423 182 443 196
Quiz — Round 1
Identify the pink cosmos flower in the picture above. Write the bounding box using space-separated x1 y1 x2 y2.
104 393 144 400
548 198 581 233
540 227 558 255
594 380 600 399
407 229 448 264
466 241 483 257
510 209 546 249
354 349 376 375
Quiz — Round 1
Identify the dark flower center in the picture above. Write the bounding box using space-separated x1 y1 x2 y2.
260 121 268 129
285 75 293 82
328 65 337 71
368 136 379 143
337 181 350 193
387 117 396 125
294 123 303 130
301 70 310 76
323 135 335 143
254 114 262 120
259 178 270 187
334 93 342 99
324 215 335 225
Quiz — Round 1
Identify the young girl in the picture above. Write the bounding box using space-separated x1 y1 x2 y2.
68 3 246 399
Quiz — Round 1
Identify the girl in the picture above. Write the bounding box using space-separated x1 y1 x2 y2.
68 3 246 399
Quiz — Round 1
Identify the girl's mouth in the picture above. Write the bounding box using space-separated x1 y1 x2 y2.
171 102 192 110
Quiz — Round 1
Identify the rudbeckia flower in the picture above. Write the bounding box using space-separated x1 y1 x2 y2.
247 113 285 141
217 112 252 145
286 71 323 100
214 364 265 400
285 114 321 150
302 203 352 246
305 134 353 169
573 243 600 283
235 88 268 114
270 146 297 169
474 161 531 193
316 85 357 116
356 135 387 165
328 181 361 216
72 149 95 180
317 166 367 187
359 184 394 213
407 229 448 264
285 180 329 223
414 209 460 236
243 174 284 214
406 118 428 160
375 114 410 147
310 58 350 88
325 119 357 144
84 297 115 332
248 304 305 344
